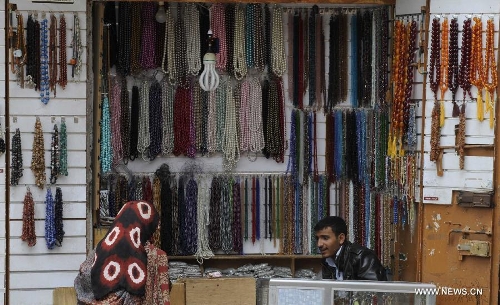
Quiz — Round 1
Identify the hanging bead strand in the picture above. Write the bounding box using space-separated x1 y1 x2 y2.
484 17 497 128
55 187 65 246
45 188 56 249
31 117 46 188
11 128 23 186
40 17 50 104
59 119 68 176
59 14 67 89
459 17 473 101
271 5 287 77
211 4 227 72
165 7 177 85
233 5 247 80
149 81 163 160
110 80 123 168
71 13 83 78
429 17 441 162
223 83 240 171
14 12 26 88
439 17 449 127
470 16 485 121
49 14 58 97
21 187 36 247
161 82 175 155
448 17 460 116
186 3 201 76
49 124 60 184
140 3 157 69
137 81 150 158
100 94 112 173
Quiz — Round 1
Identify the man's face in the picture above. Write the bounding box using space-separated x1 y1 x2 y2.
315 227 345 258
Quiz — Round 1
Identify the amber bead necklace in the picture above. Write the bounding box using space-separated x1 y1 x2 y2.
470 16 485 121
439 16 449 127
484 17 497 128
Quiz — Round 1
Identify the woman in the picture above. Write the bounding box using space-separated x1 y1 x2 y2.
74 201 170 304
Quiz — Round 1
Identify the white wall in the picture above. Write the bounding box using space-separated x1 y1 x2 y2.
5 1 87 304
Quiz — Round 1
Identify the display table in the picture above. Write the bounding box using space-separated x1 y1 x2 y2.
268 279 437 305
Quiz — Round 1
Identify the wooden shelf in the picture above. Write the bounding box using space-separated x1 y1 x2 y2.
168 254 322 260
168 254 323 277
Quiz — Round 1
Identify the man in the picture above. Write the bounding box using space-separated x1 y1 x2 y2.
314 216 387 281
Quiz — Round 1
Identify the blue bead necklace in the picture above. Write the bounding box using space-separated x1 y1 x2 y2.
45 187 56 249
40 18 50 104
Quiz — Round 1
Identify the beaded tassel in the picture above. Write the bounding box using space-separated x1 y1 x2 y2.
21 187 36 247
45 188 56 249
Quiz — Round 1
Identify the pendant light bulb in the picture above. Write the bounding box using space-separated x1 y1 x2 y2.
155 2 167 23
199 30 220 92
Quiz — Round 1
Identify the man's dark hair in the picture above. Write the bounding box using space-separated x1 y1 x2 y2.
314 216 347 237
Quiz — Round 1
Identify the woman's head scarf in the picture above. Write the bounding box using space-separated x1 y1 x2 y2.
91 201 159 299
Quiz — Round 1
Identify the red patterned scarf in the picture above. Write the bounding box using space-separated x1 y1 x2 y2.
91 201 159 299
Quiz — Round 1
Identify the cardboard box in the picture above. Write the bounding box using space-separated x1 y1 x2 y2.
171 277 256 305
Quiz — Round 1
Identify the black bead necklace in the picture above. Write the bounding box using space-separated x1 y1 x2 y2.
50 124 60 184
117 2 132 76
148 81 163 160
11 128 23 186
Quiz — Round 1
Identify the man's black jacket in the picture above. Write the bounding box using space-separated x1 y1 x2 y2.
321 241 387 281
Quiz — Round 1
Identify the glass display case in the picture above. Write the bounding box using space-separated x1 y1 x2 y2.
268 279 437 305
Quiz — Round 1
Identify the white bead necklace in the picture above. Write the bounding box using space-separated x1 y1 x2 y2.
223 82 240 171
207 91 217 154
166 8 177 85
186 3 201 75
161 80 175 155
239 78 251 152
271 5 287 77
249 77 264 153
233 5 247 80
195 176 214 261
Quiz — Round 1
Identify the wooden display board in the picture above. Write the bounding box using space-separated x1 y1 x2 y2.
171 277 256 305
